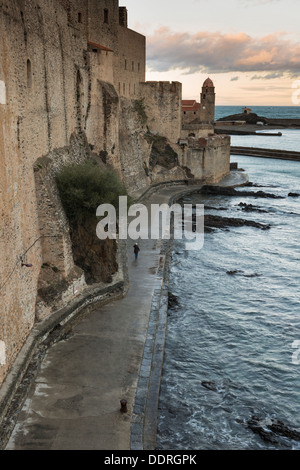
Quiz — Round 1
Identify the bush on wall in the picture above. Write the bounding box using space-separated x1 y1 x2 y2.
56 159 129 224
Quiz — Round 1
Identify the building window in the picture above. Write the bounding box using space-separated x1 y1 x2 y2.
27 59 32 88
104 9 109 24
119 83 121 93
123 83 125 94
132 61 134 71
78 12 82 23
138 63 140 72
124 59 127 70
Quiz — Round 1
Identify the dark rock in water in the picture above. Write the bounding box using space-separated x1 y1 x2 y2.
201 381 218 392
226 270 261 277
244 182 264 188
254 190 284 199
201 186 238 196
247 417 279 445
168 292 179 309
204 214 271 231
217 112 267 125
201 185 284 199
204 226 215 233
243 273 261 278
247 415 300 445
268 420 300 440
226 270 243 275
238 202 268 213
205 205 228 211
288 192 300 197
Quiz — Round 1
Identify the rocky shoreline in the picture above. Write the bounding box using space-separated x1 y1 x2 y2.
178 183 300 234
216 112 300 129
214 112 300 136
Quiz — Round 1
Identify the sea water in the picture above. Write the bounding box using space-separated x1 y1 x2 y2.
156 111 300 450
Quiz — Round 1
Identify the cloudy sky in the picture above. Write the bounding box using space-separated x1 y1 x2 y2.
124 0 300 105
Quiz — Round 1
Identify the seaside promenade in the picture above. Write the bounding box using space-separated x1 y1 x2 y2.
3 172 248 451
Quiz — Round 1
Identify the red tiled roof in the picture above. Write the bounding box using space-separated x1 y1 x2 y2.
88 41 113 52
182 100 197 107
182 101 201 112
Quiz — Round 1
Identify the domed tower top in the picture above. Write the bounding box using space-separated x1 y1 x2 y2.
203 77 214 88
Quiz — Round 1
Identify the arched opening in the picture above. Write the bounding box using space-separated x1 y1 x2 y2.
104 8 109 24
76 69 83 131
27 59 32 88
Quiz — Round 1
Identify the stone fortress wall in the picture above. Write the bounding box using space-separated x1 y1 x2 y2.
0 0 230 387
139 81 182 145
0 0 92 386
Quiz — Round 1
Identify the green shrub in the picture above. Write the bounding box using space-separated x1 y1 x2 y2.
56 160 129 223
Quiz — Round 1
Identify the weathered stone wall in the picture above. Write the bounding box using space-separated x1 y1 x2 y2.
178 135 231 182
118 98 151 194
87 0 145 98
0 0 227 390
0 0 153 387
0 0 107 386
181 124 214 140
116 26 146 98
88 0 119 52
88 47 114 85
86 77 122 175
139 82 182 145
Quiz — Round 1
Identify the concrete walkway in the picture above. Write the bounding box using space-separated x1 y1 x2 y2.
5 173 247 450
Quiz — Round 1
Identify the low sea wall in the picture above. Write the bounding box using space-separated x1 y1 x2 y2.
231 146 300 162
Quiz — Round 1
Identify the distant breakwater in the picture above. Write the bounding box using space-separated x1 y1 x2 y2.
230 146 300 162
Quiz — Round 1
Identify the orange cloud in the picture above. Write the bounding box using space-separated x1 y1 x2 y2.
147 27 300 75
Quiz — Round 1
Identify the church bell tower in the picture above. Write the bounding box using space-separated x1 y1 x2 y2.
200 77 216 125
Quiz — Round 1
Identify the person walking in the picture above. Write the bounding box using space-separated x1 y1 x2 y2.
133 243 140 260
